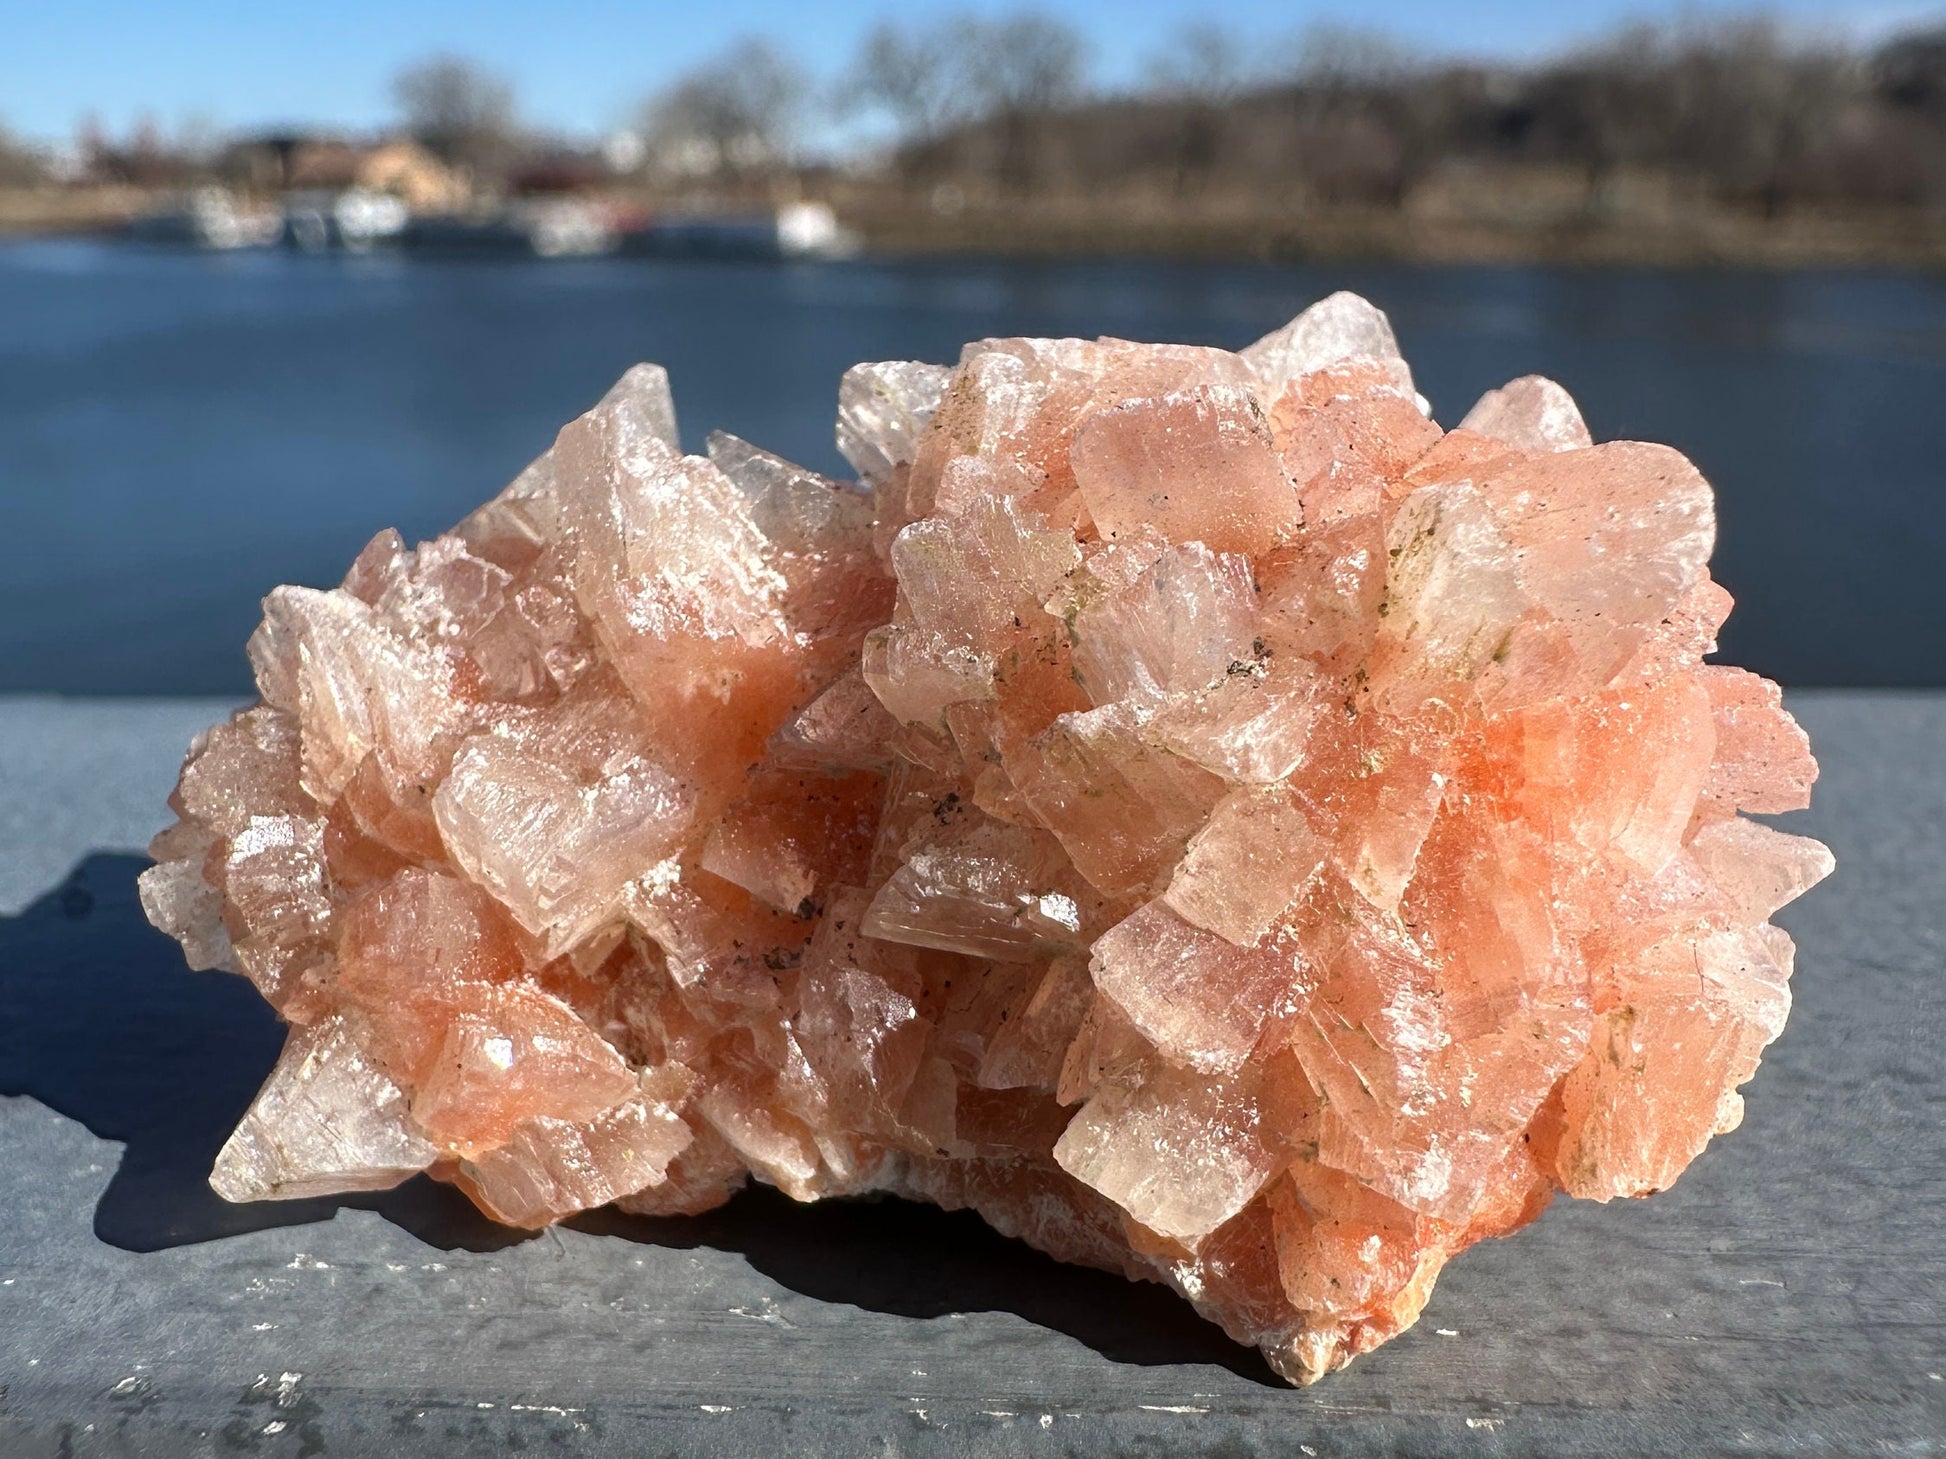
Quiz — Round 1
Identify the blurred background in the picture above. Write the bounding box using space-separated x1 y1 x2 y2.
2 0 1943 693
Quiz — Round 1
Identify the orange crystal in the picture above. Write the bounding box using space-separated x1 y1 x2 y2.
142 294 1831 1383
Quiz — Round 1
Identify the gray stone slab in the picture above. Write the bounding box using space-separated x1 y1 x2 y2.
0 696 241 915
0 692 1940 1457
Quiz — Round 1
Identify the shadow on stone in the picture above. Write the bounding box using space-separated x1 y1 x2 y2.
571 1196 1287 1386
1 852 1284 1386
0 853 526 1256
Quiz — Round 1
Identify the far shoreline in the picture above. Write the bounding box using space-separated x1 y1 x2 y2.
6 186 1945 273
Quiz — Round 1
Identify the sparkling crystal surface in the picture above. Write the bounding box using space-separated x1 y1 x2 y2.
143 295 1830 1384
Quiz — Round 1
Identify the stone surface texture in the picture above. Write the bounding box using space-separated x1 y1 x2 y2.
141 294 1831 1384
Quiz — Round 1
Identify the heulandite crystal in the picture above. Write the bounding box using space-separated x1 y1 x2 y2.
141 294 1831 1383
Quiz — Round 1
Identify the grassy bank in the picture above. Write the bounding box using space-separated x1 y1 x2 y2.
838 183 1946 270
0 186 154 236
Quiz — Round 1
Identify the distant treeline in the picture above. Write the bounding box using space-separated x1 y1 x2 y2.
840 14 1946 216
11 10 1946 227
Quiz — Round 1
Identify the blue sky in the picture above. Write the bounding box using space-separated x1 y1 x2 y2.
4 0 1942 143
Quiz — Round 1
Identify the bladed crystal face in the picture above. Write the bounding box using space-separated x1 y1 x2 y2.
142 294 1829 1384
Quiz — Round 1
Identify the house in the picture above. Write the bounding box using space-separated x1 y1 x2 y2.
355 140 470 212
222 133 470 211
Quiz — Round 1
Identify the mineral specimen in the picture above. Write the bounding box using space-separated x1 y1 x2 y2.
142 294 1831 1383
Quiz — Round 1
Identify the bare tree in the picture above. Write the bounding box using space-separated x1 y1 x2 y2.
393 56 518 179
1657 18 1858 216
841 12 1089 195
0 121 45 187
1532 23 1685 211
1147 22 1245 101
1145 23 1245 194
847 23 966 146
1282 23 1423 205
644 38 810 180
954 14 1088 193
958 14 1087 117
1290 22 1413 95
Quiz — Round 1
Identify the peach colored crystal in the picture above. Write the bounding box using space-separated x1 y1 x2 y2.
142 294 1831 1383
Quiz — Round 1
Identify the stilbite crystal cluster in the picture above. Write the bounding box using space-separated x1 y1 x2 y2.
142 294 1831 1383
